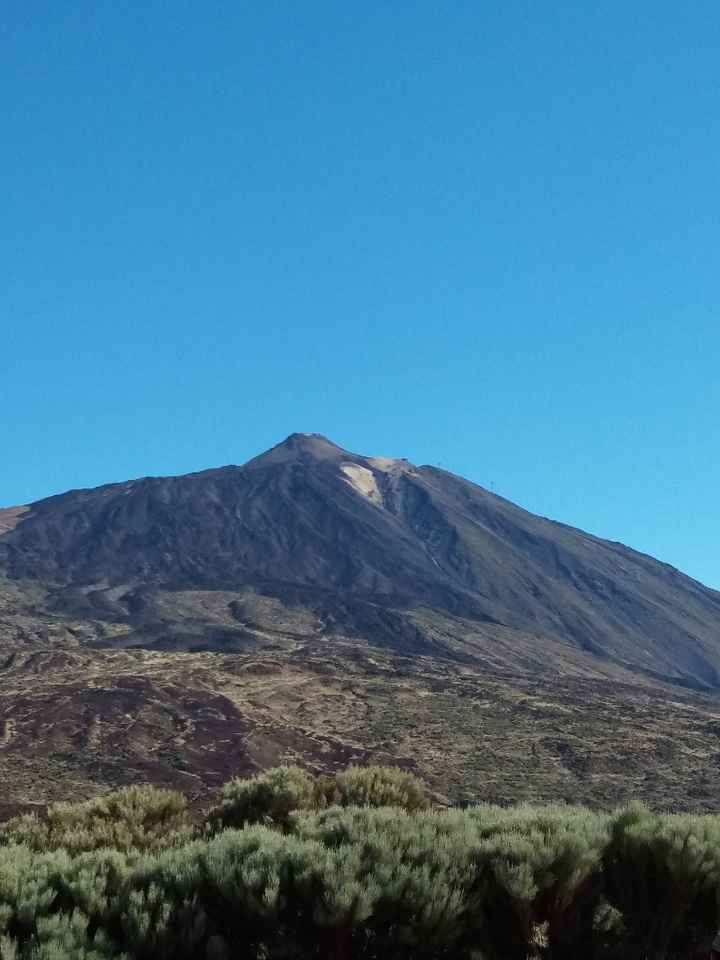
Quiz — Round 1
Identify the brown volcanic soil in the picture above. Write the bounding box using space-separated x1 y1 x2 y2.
3 631 720 817
0 506 30 535
1 578 719 816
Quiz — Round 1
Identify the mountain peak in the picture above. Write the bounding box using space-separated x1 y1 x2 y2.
244 432 350 468
284 432 341 450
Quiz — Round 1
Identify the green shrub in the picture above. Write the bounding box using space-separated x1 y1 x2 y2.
333 766 430 812
118 826 327 959
312 774 342 810
7 768 720 959
0 844 132 958
603 803 720 960
465 803 609 960
294 806 484 958
0 787 192 856
0 846 68 948
207 765 317 831
30 910 125 959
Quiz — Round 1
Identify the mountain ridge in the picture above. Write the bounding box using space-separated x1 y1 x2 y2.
1 433 720 689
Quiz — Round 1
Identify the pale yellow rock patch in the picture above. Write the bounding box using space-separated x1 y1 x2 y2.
340 463 383 505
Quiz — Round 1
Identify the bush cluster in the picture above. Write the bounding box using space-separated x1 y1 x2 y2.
208 764 429 832
1 766 720 959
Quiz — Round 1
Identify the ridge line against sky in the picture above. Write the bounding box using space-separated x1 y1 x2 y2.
1 431 718 593
2 1 718 588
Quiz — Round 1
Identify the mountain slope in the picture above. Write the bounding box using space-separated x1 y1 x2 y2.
4 638 720 817
2 432 720 688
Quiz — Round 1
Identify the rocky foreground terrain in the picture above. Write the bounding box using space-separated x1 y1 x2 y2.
2 433 720 814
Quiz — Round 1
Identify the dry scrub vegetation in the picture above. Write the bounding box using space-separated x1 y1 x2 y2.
2 765 720 960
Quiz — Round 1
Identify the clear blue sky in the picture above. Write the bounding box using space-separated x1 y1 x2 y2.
2 2 718 588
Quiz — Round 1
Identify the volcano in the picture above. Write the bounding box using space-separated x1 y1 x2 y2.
2 432 720 689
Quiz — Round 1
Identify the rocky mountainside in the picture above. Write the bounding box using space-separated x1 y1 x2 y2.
2 432 719 688
3 433 720 816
